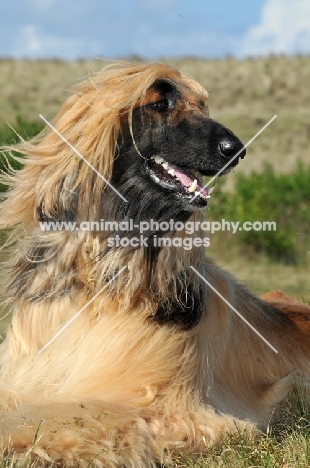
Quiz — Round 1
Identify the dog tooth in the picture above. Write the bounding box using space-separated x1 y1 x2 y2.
167 169 175 176
188 179 198 192
154 156 164 164
162 162 169 170
193 190 209 200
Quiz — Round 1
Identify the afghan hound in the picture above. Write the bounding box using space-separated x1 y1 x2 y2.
0 62 310 467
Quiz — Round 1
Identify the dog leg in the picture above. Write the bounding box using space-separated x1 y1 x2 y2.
0 399 255 467
199 264 310 428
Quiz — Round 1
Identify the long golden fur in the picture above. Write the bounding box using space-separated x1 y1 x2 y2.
0 62 310 467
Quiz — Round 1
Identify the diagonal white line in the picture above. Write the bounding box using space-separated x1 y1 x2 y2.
190 266 278 354
190 114 277 202
38 266 127 354
39 114 128 203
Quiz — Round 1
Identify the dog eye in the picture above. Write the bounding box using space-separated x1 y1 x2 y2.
199 101 209 116
148 100 170 112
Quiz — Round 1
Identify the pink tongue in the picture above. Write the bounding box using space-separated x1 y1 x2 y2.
167 162 209 196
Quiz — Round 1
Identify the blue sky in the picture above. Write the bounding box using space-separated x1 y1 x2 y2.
0 0 309 59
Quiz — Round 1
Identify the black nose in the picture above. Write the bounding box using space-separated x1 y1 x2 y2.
219 137 246 160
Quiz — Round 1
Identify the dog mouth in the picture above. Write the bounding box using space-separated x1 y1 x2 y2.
145 156 213 207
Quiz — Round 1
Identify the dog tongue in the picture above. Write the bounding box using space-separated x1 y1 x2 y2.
167 162 209 196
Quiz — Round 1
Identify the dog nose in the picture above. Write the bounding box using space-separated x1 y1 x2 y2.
219 137 246 160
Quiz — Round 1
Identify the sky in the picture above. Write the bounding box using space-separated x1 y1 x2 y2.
0 0 310 60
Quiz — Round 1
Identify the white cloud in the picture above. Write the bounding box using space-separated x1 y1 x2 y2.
10 24 90 59
241 0 310 57
14 26 42 54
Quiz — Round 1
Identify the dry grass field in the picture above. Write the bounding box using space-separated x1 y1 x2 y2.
1 55 310 175
0 57 309 467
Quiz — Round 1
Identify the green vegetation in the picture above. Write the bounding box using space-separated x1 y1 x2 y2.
0 115 44 191
209 162 310 264
0 114 43 145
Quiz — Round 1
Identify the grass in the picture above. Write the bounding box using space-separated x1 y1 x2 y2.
168 386 310 467
209 247 310 298
168 435 310 467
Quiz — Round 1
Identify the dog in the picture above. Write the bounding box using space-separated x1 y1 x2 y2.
0 61 310 467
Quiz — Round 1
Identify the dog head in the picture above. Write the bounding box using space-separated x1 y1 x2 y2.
0 62 245 234
112 75 245 220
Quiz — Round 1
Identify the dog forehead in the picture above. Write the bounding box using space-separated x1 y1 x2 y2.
139 78 205 106
137 79 176 105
